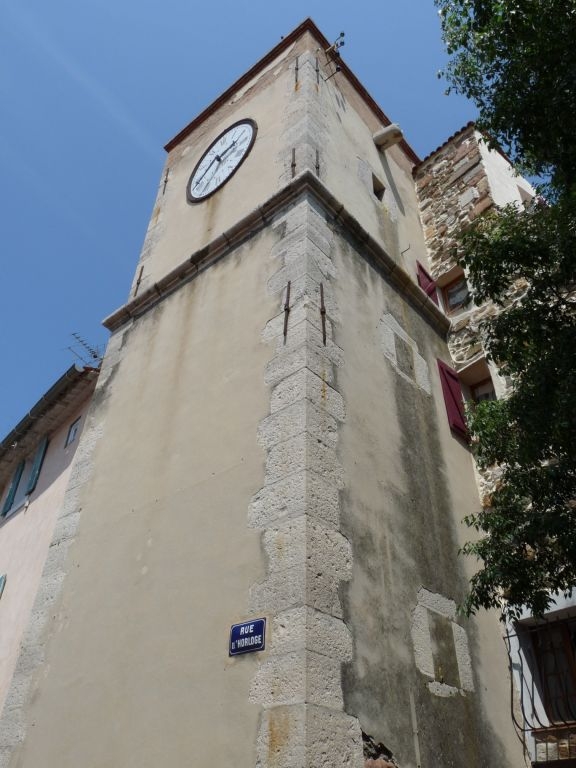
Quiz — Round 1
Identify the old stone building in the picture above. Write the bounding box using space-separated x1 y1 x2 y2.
0 17 565 768
414 127 576 766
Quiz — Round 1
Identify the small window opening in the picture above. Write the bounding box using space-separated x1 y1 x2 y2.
65 417 81 448
372 174 385 201
442 275 470 314
471 378 496 403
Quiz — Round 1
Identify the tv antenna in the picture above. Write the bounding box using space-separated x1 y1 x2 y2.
67 333 102 366
319 32 345 81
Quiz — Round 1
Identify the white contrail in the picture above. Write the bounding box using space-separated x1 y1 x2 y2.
3 1 158 161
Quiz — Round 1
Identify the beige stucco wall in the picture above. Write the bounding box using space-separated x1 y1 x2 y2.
0 402 90 714
131 40 299 293
333 238 524 766
317 69 427 279
9 231 278 768
477 131 535 207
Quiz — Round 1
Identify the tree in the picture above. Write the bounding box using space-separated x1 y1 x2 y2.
437 0 576 195
435 0 576 618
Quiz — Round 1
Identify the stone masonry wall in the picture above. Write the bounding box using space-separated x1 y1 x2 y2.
248 195 364 768
414 128 530 520
414 126 528 373
246 51 365 767
415 125 492 281
414 126 496 372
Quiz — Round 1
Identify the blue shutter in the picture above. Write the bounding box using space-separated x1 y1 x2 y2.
1 460 25 517
25 435 49 495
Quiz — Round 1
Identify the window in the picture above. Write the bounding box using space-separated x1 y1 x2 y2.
458 357 497 406
372 173 385 201
0 435 49 518
65 417 81 448
437 359 467 438
442 275 470 314
507 614 576 764
530 619 576 725
416 261 439 306
471 378 496 403
26 435 49 494
1 460 25 517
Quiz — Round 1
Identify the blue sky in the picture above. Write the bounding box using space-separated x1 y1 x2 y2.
0 0 475 437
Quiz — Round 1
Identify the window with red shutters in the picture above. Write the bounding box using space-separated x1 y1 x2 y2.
416 261 439 305
437 359 467 438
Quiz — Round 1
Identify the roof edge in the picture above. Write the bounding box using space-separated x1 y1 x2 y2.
0 365 99 456
103 170 448 336
164 17 419 164
414 121 476 172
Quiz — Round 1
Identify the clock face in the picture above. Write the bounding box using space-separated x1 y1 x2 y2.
187 119 257 202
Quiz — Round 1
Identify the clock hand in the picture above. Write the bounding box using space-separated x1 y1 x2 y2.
194 143 234 189
200 141 239 188
218 138 239 162
193 153 222 188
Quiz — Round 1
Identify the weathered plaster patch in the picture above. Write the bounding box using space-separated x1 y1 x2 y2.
427 681 460 698
379 313 431 394
410 586 475 697
451 622 475 692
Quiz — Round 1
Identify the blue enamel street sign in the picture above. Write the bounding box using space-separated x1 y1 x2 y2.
229 618 266 656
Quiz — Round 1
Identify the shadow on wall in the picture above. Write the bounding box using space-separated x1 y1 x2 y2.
379 154 405 217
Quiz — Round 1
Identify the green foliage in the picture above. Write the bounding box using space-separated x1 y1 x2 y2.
436 0 576 194
436 0 576 618
460 200 576 618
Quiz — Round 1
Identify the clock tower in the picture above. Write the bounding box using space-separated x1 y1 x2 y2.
1 19 525 768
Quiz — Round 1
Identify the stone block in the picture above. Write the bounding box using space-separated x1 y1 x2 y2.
269 607 352 662
258 399 338 450
470 195 493 220
268 256 327 295
249 472 307 528
270 368 345 420
250 564 306 614
449 156 481 185
250 650 306 706
306 705 364 768
458 187 479 208
255 705 307 768
264 432 344 487
411 604 434 679
263 299 332 344
249 470 341 529
306 651 344 709
264 343 335 388
261 516 350 579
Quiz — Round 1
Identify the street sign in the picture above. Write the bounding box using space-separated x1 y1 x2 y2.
229 617 266 656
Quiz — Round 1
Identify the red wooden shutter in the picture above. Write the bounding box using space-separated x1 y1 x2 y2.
416 261 439 305
437 359 467 438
